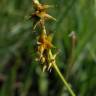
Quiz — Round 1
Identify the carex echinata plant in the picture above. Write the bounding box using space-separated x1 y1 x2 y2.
29 0 76 96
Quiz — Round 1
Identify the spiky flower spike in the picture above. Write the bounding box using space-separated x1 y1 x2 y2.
36 26 55 72
30 0 56 30
29 0 76 96
37 28 53 59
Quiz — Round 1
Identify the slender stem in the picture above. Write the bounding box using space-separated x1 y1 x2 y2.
53 63 76 96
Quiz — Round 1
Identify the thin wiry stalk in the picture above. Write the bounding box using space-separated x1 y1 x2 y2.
53 63 76 96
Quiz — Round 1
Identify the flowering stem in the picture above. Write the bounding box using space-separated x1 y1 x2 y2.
53 63 76 96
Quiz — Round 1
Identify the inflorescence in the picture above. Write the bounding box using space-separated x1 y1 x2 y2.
30 0 58 72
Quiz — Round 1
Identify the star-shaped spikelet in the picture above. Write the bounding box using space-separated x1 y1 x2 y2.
42 49 58 72
29 0 56 30
37 28 54 59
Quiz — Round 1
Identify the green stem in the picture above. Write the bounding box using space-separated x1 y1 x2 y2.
53 63 76 96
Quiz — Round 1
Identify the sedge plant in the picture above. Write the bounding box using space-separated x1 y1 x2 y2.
29 0 76 96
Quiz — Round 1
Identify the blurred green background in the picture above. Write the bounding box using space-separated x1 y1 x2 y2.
0 0 96 96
